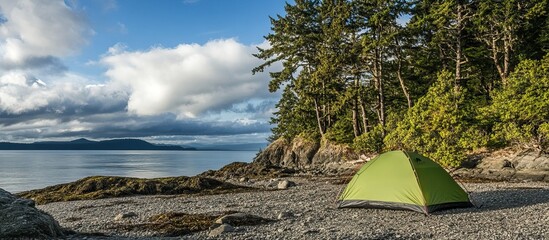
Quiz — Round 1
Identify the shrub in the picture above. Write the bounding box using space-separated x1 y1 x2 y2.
485 54 549 151
384 70 486 167
325 116 355 144
352 124 384 153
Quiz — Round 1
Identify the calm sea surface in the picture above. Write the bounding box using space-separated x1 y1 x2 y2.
0 150 256 193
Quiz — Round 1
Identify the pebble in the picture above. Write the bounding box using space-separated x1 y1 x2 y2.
277 180 296 190
277 211 294 220
36 180 549 239
208 224 234 237
113 212 137 221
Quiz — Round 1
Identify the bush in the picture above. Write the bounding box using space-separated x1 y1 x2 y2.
384 70 486 167
485 54 549 151
325 115 355 144
352 124 384 153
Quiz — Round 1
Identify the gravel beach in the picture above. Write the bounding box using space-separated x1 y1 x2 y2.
37 179 549 239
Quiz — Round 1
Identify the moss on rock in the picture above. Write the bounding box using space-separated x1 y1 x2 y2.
17 176 254 205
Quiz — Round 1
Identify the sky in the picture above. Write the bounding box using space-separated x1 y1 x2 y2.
0 0 288 146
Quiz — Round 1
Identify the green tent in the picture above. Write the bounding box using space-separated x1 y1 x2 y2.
338 150 473 214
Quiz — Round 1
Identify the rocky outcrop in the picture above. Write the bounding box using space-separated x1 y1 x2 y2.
199 162 297 180
0 188 64 238
18 176 255 205
253 137 358 175
455 148 549 182
255 138 549 181
254 138 320 169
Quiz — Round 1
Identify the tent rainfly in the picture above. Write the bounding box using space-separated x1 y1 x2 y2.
338 150 473 214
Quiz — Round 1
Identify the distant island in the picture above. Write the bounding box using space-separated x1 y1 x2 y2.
0 138 195 151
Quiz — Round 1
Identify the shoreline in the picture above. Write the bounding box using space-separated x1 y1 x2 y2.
35 177 549 239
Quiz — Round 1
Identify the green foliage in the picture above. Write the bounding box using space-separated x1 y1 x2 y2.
256 0 549 159
485 54 549 150
540 123 549 148
384 71 486 167
353 124 384 153
268 86 317 141
325 115 355 144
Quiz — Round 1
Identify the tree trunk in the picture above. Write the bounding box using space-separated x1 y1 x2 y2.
352 77 360 137
313 98 325 137
359 99 369 133
378 56 385 128
395 40 412 108
352 101 360 137
491 33 506 84
455 4 463 86
502 25 511 85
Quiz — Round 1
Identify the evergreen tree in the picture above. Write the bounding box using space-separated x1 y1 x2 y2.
254 0 549 165
254 0 323 138
474 0 549 85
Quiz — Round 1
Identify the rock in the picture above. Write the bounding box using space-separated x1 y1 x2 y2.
277 180 296 190
114 212 137 221
253 137 359 175
18 175 253 205
208 223 221 231
457 148 549 182
239 177 248 182
267 179 279 188
514 171 547 182
514 150 549 171
0 188 64 238
478 169 515 181
199 161 294 180
13 198 35 207
302 229 320 234
277 211 294 220
215 212 271 226
208 224 234 237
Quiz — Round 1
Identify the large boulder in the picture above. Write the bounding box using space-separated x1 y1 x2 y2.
455 148 549 182
0 188 64 238
254 137 320 169
253 137 358 175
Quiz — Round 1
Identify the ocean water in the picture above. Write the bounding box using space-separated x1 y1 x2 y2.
0 150 257 193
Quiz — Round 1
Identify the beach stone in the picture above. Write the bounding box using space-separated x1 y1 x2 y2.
114 212 137 221
208 224 234 237
277 211 294 220
13 198 35 207
0 188 64 238
208 223 221 231
277 180 296 190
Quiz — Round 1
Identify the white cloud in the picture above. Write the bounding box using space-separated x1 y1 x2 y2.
0 72 54 113
101 38 274 118
100 0 118 12
0 72 127 115
0 0 90 69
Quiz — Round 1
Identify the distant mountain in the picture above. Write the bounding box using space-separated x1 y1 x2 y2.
0 138 195 151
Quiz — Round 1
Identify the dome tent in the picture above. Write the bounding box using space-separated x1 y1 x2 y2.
338 150 473 214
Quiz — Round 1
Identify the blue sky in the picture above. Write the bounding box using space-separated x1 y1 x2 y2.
0 0 288 146
69 0 287 77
